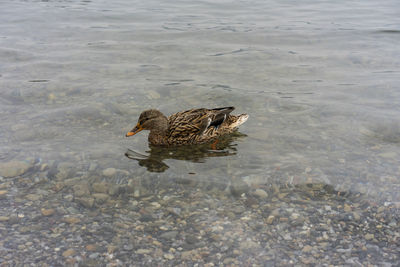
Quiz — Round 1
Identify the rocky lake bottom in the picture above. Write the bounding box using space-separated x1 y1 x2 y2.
0 157 399 266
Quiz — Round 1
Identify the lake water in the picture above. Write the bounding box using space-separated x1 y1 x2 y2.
1 0 399 265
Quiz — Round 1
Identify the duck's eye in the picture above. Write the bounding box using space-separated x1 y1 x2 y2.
141 117 150 124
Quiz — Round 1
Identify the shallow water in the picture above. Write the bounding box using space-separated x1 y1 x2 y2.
1 0 399 265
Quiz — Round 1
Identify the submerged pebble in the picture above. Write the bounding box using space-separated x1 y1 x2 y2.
0 160 32 178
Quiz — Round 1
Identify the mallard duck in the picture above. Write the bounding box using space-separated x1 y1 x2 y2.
126 106 248 146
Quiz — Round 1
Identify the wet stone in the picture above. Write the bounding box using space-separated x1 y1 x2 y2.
365 233 374 240
266 215 275 224
73 183 90 197
92 182 110 193
137 249 152 254
86 244 97 252
102 168 116 177
92 193 109 203
254 189 269 199
0 160 32 178
56 163 74 180
164 253 174 260
0 216 10 222
25 194 42 201
62 248 76 257
159 231 179 240
64 217 81 224
76 197 94 208
88 252 100 259
230 179 249 196
108 185 123 196
41 208 55 216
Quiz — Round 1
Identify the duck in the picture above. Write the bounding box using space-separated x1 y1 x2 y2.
126 106 248 146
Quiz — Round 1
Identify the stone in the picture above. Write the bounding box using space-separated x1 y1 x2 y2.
64 217 81 224
0 190 7 199
89 253 99 259
52 183 64 192
64 177 81 186
352 212 361 221
302 245 313 253
167 207 182 216
150 202 161 209
230 179 249 196
25 194 41 201
41 208 55 216
365 233 374 240
0 161 31 178
56 163 74 180
0 216 10 222
108 245 117 254
73 183 90 197
344 204 352 212
254 189 269 198
64 194 74 201
86 244 97 252
62 248 76 257
266 215 275 224
102 168 116 177
92 182 109 193
108 185 122 196
147 90 161 99
92 193 109 203
160 231 178 240
137 249 152 254
163 253 174 260
76 197 94 208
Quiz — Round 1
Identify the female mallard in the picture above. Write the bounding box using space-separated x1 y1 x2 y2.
126 107 248 146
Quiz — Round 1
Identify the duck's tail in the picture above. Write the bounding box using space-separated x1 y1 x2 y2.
230 114 249 129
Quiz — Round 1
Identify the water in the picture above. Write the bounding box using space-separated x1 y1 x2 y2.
1 0 399 265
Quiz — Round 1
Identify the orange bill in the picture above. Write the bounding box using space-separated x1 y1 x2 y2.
126 123 143 137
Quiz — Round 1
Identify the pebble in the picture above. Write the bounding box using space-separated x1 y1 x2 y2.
85 244 97 251
266 215 275 224
92 193 109 203
302 245 313 253
150 202 161 209
41 208 55 216
147 90 161 99
25 194 41 201
102 168 116 177
62 248 76 257
89 252 99 259
160 231 178 240
76 197 94 208
64 217 81 224
137 249 152 254
254 189 269 198
92 182 110 193
163 253 175 260
365 233 374 240
230 179 249 196
0 216 10 222
0 190 7 199
0 160 32 178
344 204 352 212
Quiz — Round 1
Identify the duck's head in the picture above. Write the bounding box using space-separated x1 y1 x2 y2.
126 109 168 137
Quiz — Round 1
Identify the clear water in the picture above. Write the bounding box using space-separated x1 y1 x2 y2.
1 0 399 264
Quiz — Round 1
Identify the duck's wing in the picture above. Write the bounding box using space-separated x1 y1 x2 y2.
168 107 235 138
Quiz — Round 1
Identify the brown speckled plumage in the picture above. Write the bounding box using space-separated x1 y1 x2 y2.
126 107 248 146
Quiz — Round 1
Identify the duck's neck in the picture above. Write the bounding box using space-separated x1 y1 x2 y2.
148 117 168 145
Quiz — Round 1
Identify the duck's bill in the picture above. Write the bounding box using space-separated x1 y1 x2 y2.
126 123 143 137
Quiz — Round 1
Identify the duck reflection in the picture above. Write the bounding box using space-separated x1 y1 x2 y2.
125 132 246 172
